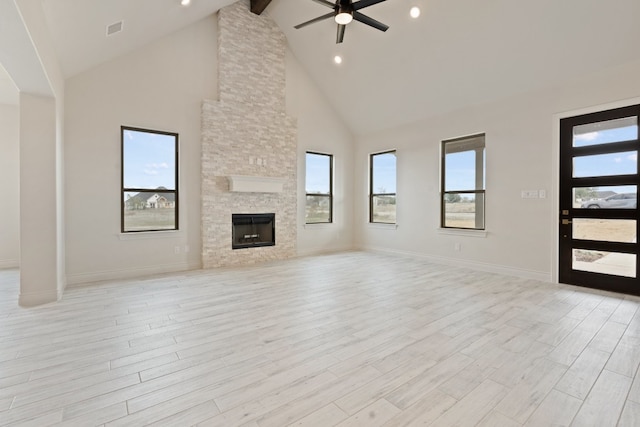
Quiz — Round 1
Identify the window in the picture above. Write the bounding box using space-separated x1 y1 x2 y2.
305 152 333 223
370 150 397 223
441 134 485 229
121 126 178 232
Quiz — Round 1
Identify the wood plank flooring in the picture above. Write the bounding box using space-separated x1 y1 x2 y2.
1 251 640 426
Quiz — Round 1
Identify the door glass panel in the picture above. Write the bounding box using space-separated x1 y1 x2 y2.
573 219 636 243
573 116 638 147
574 185 637 209
573 151 637 178
561 105 640 291
573 249 636 278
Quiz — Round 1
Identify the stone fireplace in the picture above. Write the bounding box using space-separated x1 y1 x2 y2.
201 0 297 268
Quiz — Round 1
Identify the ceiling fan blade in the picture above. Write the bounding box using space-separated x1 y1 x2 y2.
353 11 389 32
353 0 387 11
311 0 336 8
294 12 335 29
336 24 346 44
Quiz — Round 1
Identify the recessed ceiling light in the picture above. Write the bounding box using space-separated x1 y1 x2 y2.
410 7 421 18
181 0 191 6
334 55 343 65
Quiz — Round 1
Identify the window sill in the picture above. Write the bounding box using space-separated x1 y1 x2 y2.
368 222 398 230
437 228 487 238
118 230 183 240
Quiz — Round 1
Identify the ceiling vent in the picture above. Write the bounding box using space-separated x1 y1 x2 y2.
106 21 123 36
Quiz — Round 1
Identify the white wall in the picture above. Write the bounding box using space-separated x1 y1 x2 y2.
355 59 640 282
7 0 67 304
286 50 356 256
64 14 355 284
0 104 19 268
64 16 218 284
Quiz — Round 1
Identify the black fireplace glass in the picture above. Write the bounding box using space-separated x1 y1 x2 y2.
232 213 275 249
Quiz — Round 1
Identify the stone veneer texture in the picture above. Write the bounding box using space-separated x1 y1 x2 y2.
201 0 297 268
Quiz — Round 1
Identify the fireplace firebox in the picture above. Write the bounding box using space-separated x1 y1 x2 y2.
232 213 275 249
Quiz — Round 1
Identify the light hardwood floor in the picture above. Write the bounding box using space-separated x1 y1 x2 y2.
2 251 640 426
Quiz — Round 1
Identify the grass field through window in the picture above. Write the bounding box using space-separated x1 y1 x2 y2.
123 208 175 232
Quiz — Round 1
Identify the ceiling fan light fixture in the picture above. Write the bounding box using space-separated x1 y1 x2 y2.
335 7 353 25
294 0 389 44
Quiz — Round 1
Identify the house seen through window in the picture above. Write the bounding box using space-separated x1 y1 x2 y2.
305 152 333 223
370 150 397 223
441 134 485 229
121 126 178 232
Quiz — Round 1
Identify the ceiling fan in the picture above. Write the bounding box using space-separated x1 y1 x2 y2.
294 0 389 44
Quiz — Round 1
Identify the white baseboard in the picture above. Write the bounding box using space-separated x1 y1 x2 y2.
66 260 202 286
296 245 356 258
19 289 60 307
0 259 19 269
360 246 552 282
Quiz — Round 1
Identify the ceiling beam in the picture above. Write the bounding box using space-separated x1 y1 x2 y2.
250 0 272 15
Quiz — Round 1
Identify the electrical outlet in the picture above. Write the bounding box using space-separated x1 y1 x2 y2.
454 243 461 252
174 246 180 254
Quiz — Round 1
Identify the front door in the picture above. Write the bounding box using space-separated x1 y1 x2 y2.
559 104 640 295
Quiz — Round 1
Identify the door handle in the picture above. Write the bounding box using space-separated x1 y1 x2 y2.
561 219 572 225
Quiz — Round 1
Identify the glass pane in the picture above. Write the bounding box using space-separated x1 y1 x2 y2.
445 151 475 191
124 191 176 231
573 249 636 278
372 152 396 193
573 219 636 243
573 185 637 208
573 116 638 147
372 195 396 223
443 193 485 229
444 135 485 192
123 128 176 190
305 195 331 223
305 153 331 194
573 151 637 178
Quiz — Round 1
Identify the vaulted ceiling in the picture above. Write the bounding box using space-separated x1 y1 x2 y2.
5 0 640 135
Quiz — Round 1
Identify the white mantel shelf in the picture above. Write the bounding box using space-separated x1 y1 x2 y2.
228 175 286 193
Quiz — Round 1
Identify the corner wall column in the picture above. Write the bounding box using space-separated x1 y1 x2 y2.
19 93 61 306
